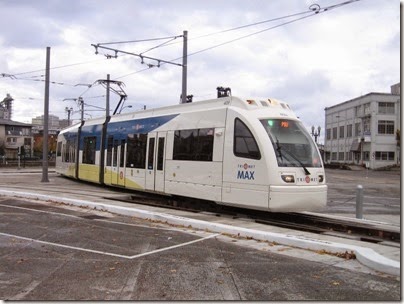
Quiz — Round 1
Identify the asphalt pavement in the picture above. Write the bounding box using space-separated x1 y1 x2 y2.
0 167 400 300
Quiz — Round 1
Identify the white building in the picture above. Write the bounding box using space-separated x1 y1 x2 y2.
32 114 61 128
324 83 400 169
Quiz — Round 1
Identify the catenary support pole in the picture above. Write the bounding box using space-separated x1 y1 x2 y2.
356 185 363 219
106 74 110 117
181 30 188 104
41 46 51 183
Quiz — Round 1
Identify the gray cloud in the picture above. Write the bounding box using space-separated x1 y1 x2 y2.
0 0 399 128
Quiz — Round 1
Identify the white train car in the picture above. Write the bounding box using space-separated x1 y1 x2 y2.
56 95 327 212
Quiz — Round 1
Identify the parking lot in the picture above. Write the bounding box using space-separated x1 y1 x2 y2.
0 184 400 301
323 168 400 222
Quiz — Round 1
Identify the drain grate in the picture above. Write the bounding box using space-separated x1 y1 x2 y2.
80 214 108 220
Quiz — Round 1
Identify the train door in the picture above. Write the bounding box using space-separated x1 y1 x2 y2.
104 135 113 185
145 132 167 192
112 139 126 187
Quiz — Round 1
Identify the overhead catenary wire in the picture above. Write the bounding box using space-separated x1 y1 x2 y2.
1 0 360 82
116 0 360 80
1 0 361 105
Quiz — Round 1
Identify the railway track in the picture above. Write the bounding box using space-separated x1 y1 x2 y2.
103 192 400 246
1 174 399 246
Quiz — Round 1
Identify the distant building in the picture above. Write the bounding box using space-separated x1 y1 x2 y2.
59 119 70 129
32 114 61 129
0 94 13 120
0 119 33 159
324 83 400 169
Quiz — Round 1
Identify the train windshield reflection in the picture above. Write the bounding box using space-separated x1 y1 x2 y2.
260 119 322 168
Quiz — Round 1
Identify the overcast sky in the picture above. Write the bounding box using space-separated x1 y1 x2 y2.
0 0 400 143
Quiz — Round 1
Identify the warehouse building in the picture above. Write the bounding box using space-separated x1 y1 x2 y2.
324 83 400 169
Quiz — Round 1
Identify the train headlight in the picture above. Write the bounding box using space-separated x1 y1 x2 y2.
318 175 324 183
281 174 295 183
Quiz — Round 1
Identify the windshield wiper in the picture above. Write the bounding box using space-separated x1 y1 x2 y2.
275 138 283 162
276 140 311 176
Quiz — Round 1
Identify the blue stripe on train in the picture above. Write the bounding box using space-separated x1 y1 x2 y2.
77 114 178 149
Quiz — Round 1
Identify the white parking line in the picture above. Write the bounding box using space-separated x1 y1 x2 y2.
0 232 219 259
0 203 195 231
0 203 220 259
0 203 81 219
0 231 131 259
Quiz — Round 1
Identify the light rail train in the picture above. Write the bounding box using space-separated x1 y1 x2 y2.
56 91 327 211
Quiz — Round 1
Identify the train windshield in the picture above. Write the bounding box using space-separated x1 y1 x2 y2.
260 119 322 168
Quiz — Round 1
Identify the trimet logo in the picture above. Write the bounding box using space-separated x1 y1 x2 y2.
296 176 317 183
237 163 256 180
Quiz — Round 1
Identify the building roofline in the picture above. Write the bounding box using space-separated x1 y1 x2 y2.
0 119 32 127
324 92 400 111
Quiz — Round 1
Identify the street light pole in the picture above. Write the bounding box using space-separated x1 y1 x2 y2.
311 125 321 144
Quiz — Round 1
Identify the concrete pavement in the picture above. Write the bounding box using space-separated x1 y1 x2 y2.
0 167 400 276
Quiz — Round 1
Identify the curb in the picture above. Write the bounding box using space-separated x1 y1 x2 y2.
0 189 399 276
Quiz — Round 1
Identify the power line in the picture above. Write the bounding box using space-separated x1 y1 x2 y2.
9 57 111 77
2 0 361 101
116 0 360 80
95 35 183 46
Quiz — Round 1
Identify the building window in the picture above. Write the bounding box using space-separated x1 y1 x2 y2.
338 152 344 161
173 128 214 161
363 151 369 161
375 151 395 161
355 106 362 117
332 127 337 139
355 123 361 136
339 126 344 138
331 152 337 161
326 128 331 140
378 120 394 135
364 103 371 115
378 102 395 114
363 117 371 134
347 124 353 137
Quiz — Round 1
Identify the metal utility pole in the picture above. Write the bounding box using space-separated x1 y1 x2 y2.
78 97 84 122
41 46 51 183
65 107 73 125
106 74 110 117
181 30 188 104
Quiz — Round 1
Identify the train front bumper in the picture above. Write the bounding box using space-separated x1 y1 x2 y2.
268 185 327 212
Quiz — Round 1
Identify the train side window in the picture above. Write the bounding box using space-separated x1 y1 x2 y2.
56 142 62 157
83 136 97 164
106 136 113 166
120 140 126 167
61 143 65 162
147 138 155 169
126 133 147 168
234 118 261 160
64 140 72 162
157 137 165 171
173 128 214 161
113 139 119 166
72 139 76 163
